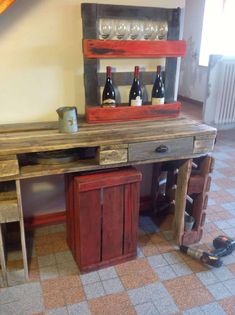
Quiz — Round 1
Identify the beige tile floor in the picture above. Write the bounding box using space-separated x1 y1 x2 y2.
1 102 235 315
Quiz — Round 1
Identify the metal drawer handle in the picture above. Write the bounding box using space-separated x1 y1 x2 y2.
155 145 168 153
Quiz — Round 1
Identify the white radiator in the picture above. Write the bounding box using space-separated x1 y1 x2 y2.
203 55 235 129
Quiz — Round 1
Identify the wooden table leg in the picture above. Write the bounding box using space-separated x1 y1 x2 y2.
16 180 28 281
173 159 192 244
0 224 7 286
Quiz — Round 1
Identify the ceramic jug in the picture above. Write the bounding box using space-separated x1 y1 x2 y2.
56 106 78 133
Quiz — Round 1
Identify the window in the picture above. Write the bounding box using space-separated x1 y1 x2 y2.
199 0 235 66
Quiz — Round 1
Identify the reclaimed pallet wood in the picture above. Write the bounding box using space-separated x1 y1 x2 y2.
83 40 186 59
86 102 181 123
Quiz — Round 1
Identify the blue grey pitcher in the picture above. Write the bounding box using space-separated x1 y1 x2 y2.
56 106 78 133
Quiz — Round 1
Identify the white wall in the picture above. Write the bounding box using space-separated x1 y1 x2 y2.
179 0 207 102
0 0 185 217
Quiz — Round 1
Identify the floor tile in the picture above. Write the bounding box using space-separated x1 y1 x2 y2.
153 265 177 281
147 254 168 268
46 307 68 315
39 264 59 280
182 307 204 315
80 271 100 285
83 281 105 299
98 266 118 280
206 282 233 300
43 291 66 309
135 302 159 315
67 301 91 315
102 277 124 294
38 254 56 268
170 262 192 276
212 266 235 281
223 278 235 294
200 302 227 315
88 292 135 315
196 270 219 286
63 286 85 304
219 296 235 315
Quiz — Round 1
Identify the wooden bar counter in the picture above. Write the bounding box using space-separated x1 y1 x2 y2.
0 116 216 277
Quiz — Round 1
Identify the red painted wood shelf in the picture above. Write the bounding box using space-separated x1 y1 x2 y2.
86 102 181 123
83 40 186 59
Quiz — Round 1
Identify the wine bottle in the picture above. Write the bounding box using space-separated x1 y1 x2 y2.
151 65 165 105
102 66 116 107
129 66 142 106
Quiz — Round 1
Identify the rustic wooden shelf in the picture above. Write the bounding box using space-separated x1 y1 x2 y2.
86 102 181 123
83 40 186 59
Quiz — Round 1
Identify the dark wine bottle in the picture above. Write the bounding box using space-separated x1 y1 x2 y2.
129 66 142 106
151 65 165 105
102 66 116 107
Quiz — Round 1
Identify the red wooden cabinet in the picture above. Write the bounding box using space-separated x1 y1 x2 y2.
65 167 142 272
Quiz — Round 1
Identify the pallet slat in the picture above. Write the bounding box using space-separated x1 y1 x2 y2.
86 102 181 123
83 40 186 58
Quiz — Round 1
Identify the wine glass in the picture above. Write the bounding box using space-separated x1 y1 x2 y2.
143 21 155 40
114 19 130 40
99 19 114 39
129 20 143 40
157 21 168 40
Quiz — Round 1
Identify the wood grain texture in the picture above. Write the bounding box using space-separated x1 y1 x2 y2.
0 158 19 177
129 137 193 162
86 103 181 123
83 40 186 59
102 185 124 260
97 148 127 165
75 189 101 268
0 199 18 223
173 159 192 244
124 182 140 255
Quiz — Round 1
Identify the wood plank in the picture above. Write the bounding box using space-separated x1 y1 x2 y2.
76 189 101 268
78 168 142 192
97 148 127 165
0 159 19 177
86 103 181 123
102 186 123 260
15 179 29 281
83 40 186 59
0 200 18 223
173 159 192 244
123 182 140 254
0 224 7 286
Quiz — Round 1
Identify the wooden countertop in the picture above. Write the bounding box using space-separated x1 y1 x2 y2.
0 117 216 156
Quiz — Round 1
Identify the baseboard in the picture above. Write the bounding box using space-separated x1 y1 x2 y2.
24 211 66 230
178 95 203 106
24 196 152 230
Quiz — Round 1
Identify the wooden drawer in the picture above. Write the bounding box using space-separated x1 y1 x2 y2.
0 155 19 178
129 137 193 162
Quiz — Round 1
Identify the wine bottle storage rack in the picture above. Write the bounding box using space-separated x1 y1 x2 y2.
86 102 181 123
83 40 186 59
82 3 185 123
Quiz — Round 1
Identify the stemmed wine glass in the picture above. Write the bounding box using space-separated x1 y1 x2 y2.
157 21 168 40
143 21 155 40
114 20 130 40
129 20 143 40
99 19 114 39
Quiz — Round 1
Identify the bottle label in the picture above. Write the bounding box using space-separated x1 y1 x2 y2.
102 99 116 107
130 96 142 106
151 97 165 105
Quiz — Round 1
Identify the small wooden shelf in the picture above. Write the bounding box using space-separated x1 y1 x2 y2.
86 102 181 123
83 40 186 59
